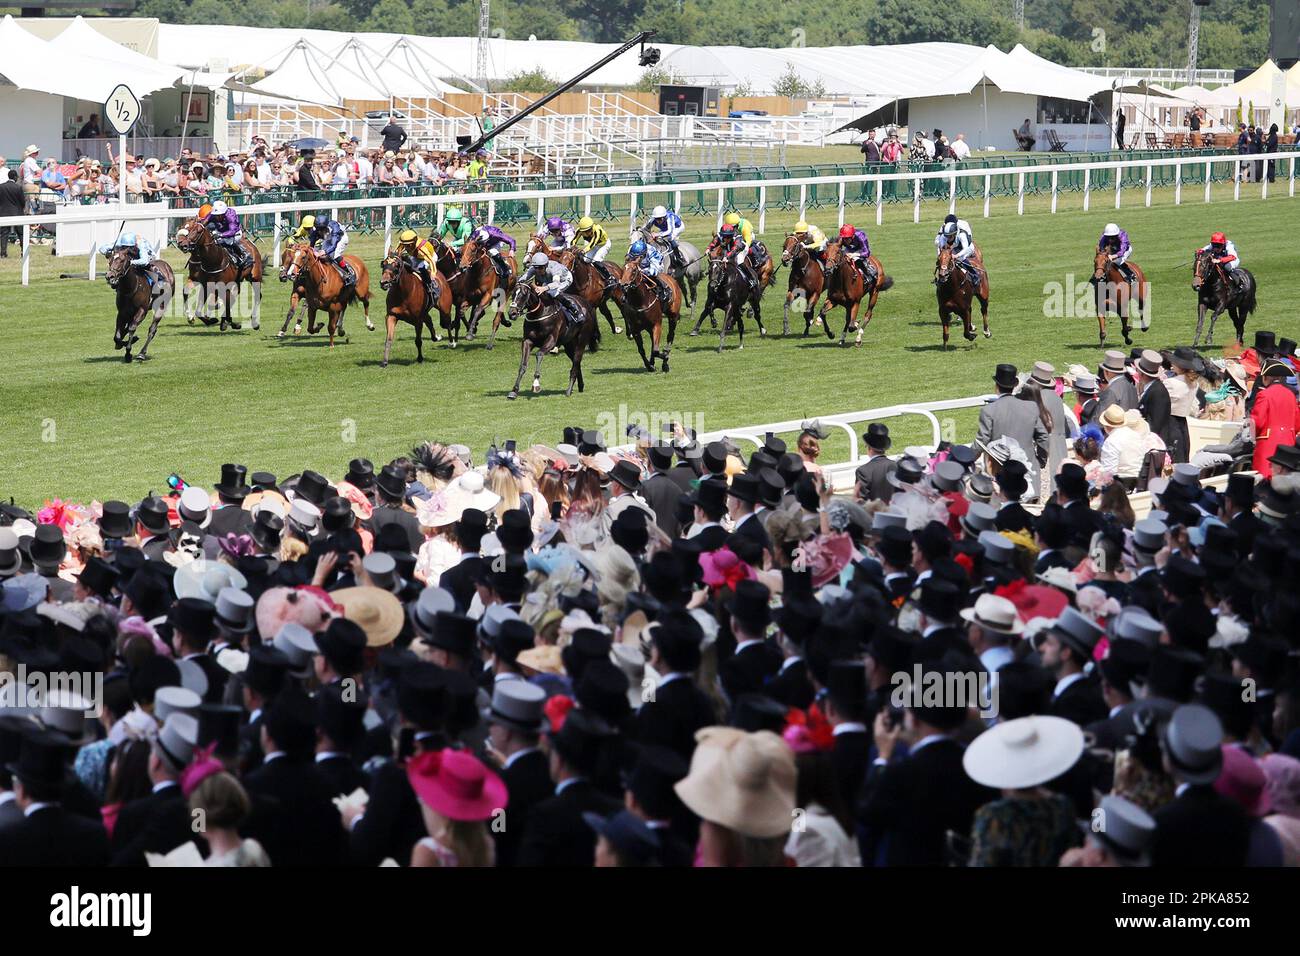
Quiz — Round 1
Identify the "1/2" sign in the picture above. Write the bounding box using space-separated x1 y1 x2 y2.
104 84 141 136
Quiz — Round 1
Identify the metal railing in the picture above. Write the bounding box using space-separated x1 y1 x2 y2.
1073 66 1237 87
3 148 1297 286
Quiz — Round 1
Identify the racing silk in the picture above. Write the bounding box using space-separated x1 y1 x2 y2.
734 218 755 247
574 222 610 253
935 218 974 260
638 245 667 277
439 216 476 248
130 238 158 267
206 208 240 239
547 222 576 249
527 259 572 295
476 224 516 253
1201 239 1240 269
798 225 828 252
840 229 870 257
311 220 347 257
1099 229 1131 263
648 210 684 241
401 237 438 271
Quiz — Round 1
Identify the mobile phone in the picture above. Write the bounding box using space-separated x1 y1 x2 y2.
505 439 517 453
396 726 416 762
550 500 563 521
663 422 677 435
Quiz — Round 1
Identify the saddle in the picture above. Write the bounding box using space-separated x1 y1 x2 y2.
750 240 769 268
555 292 585 325
336 258 356 287
592 259 618 290
651 276 673 313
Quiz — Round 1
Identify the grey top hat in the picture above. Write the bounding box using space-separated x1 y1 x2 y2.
483 680 546 734
1049 607 1104 659
1131 518 1167 552
1113 606 1162 647
38 690 95 746
1101 349 1127 374
931 460 965 493
409 585 455 638
961 502 997 536
215 586 255 634
979 530 1015 565
155 685 202 722
478 602 521 640
273 622 318 678
870 511 906 534
156 712 199 772
363 551 402 593
176 658 210 701
1162 703 1224 785
1029 360 1056 388
1169 463 1201 490
1088 794 1156 865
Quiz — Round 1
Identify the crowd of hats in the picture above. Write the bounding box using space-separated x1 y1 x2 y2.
1 371 1299 868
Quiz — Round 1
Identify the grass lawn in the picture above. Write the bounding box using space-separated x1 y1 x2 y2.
1 180 1296 508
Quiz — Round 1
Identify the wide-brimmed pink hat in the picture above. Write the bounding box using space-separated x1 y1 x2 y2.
699 547 755 589
1214 745 1271 818
407 749 508 822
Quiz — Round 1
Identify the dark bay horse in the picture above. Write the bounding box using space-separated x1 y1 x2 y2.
506 284 596 400
379 254 448 367
460 235 515 344
615 257 680 372
106 246 175 363
819 243 893 347
282 243 373 349
699 258 764 352
632 228 705 319
524 233 621 339
1091 250 1150 347
780 234 826 336
934 245 990 349
1192 249 1256 347
175 217 263 332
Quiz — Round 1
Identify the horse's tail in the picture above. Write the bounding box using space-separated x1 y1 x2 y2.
877 274 894 293
1242 275 1258 316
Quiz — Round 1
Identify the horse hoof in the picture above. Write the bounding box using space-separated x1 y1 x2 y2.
251 320 260 331
485 342 494 352
294 325 302 335
465 333 476 341
983 329 991 339
380 361 388 369
614 327 623 335
366 320 375 332
231 322 242 330
532 383 541 394
186 317 195 326
507 391 518 401
135 353 151 362
1123 335 1132 345
689 330 699 337
276 331 285 339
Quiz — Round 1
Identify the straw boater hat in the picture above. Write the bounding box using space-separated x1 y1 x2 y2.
1100 404 1127 430
23 145 39 157
330 585 403 647
959 593 1025 635
673 727 796 839
962 716 1084 790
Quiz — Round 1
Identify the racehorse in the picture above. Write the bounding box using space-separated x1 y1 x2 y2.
632 228 705 319
700 257 764 352
506 283 596 400
780 234 826 336
459 235 516 344
276 245 310 337
615 256 680 372
281 243 373 349
1191 249 1256 347
106 246 176 363
1091 250 1150 347
692 235 775 338
818 242 894 347
523 232 621 340
379 254 451 368
433 239 499 347
933 245 990 349
175 216 263 332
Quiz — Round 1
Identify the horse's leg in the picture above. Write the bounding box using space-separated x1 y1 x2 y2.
565 340 579 397
413 314 424 363
123 308 146 362
249 279 261 331
328 305 341 349
382 313 397 368
716 301 729 353
940 306 951 350
532 343 545 394
1193 301 1206 347
817 299 835 339
137 306 164 360
1207 308 1220 347
508 340 532 400
307 304 319 335
279 291 299 338
736 307 746 351
632 321 653 371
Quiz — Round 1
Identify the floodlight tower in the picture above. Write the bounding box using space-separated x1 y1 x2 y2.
1013 0 1025 28
476 0 491 92
1186 0 1208 86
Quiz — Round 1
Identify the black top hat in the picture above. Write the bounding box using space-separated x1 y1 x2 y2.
496 508 534 552
754 468 785 509
701 441 729 476
863 424 894 455
7 726 73 790
295 470 334 506
244 644 291 699
29 524 67 568
1098 638 1150 696
776 453 804 487
168 597 217 645
647 443 674 470
397 661 447 731
1145 646 1204 702
726 579 772 632
214 464 250 501
1054 462 1089 499
727 472 760 505
345 458 375 489
550 709 615 775
1276 337 1297 357
774 594 823 643
250 471 278 491
575 659 631 725
135 496 171 536
1266 443 1300 474
321 495 354 533
1252 330 1276 355
315 617 368 676
866 626 917 673
626 745 688 818
916 578 961 623
77 555 119 601
749 450 778 474
1160 554 1206 599
610 508 650 555
197 703 243 757
912 520 953 562
578 429 606 456
264 687 317 755
1224 473 1256 508
98 500 133 539
690 477 728 515
316 682 368 749
993 363 1018 390
455 507 488 548
609 459 642 492
251 510 284 552
827 659 867 712
729 693 788 733
997 458 1029 497
562 629 613 683
488 617 535 663
427 610 477 658
375 466 406 502
876 524 914 568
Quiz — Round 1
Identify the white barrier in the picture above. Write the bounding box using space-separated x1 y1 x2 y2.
3 151 1297 287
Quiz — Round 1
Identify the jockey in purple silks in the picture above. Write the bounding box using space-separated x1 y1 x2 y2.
837 223 877 285
202 200 250 271
470 224 516 288
1098 223 1133 282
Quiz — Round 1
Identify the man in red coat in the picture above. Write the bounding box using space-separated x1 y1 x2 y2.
1250 360 1300 478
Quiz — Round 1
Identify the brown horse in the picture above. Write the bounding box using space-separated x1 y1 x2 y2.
934 245 990 348
379 254 448 367
458 235 516 348
282 243 373 349
615 257 680 372
175 217 263 332
1091 250 1150 347
524 233 622 339
506 283 596 399
276 245 311 337
780 234 826 336
818 242 894 347
429 239 499 347
106 246 176 363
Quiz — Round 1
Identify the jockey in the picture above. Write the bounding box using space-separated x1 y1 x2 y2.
629 238 673 312
437 206 475 251
99 232 159 283
202 200 249 272
545 215 576 250
792 220 828 262
573 216 612 262
396 228 438 298
522 250 581 325
1200 232 1246 291
305 215 353 287
1098 223 1135 282
646 204 685 267
934 213 978 281
470 224 516 287
836 223 878 286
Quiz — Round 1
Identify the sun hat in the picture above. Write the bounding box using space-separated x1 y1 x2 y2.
962 716 1084 790
959 593 1025 635
406 749 507 822
673 727 796 839
448 471 501 512
173 558 246 602
330 586 403 647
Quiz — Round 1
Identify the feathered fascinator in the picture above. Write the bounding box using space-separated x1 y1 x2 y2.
410 441 458 485
485 444 525 479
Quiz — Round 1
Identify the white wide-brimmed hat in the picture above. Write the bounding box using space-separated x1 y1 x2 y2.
674 727 796 839
448 471 501 513
959 593 1025 635
962 716 1084 790
173 559 247 602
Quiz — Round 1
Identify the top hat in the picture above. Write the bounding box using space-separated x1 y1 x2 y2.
888 457 925 490
961 501 998 537
295 470 333 506
1113 606 1163 646
375 465 407 502
729 693 788 733
1097 637 1150 697
98 500 133 539
214 463 250 500
575 659 631 725
1266 443 1300 474
916 577 961 623
487 617 535 664
1145 646 1204 703
314 616 368 676
1131 518 1168 552
1048 607 1104 660
1072 373 1099 395
610 507 650 555
578 429 606 456
197 703 243 757
947 444 977 470
647 442 674 470
135 496 171 536
29 524 67 569
876 524 913 568
6 727 74 790
484 679 547 734
76 555 119 600
726 579 772 632
1054 462 1089 499
251 510 284 551
316 682 368 749
345 458 375 489
496 508 534 552
214 586 254 634
1029 361 1056 388
862 423 892 452
625 744 689 817
250 471 278 491
762 434 788 458
1135 349 1164 377
993 363 1019 389
550 708 616 775
932 460 964 493
728 472 760 505
1100 349 1127 374
428 610 477 658
690 477 728 514
609 459 642 493
321 496 354 534
243 644 291 699
964 473 994 504
1252 330 1276 355
701 442 729 476
1162 703 1224 785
